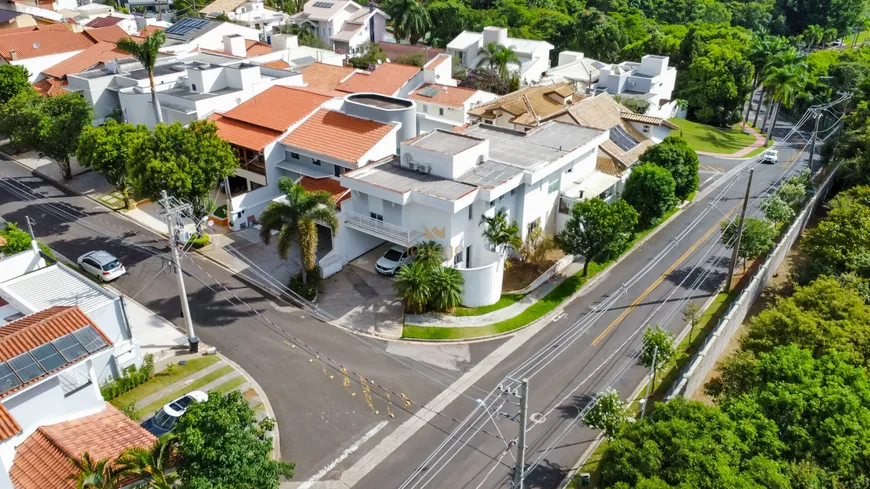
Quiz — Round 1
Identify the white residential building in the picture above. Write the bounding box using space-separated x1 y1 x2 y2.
446 26 553 85
0 24 95 83
159 17 261 52
288 0 389 55
541 51 603 93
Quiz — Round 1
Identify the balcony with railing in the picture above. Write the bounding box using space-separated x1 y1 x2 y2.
345 211 424 247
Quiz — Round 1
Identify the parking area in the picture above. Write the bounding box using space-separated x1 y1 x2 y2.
219 225 332 286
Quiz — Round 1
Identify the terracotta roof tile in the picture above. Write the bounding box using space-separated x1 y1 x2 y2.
423 53 449 70
0 403 21 441
10 403 156 489
85 16 123 28
336 62 420 96
0 25 94 61
263 59 290 69
221 85 332 132
300 62 356 90
468 82 578 127
244 39 271 56
42 42 130 78
619 110 679 129
210 113 281 151
407 83 478 108
133 25 164 39
282 108 394 164
33 77 67 96
298 176 350 208
81 25 128 44
0 24 70 37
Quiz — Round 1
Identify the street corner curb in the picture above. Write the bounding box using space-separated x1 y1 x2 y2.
217 353 282 461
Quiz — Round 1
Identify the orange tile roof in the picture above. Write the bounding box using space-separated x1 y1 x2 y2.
221 86 332 132
262 59 290 69
407 83 478 108
0 25 94 61
0 24 69 37
245 39 271 56
300 62 356 91
423 53 449 70
33 77 67 96
282 109 394 164
336 62 420 96
298 176 350 208
81 25 128 44
0 403 21 441
41 42 130 78
10 403 157 489
209 113 281 151
131 24 164 40
84 16 123 28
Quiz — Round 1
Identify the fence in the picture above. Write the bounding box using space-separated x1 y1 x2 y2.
669 168 838 399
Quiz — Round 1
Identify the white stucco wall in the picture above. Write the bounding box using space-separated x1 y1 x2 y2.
0 250 45 283
15 51 84 83
458 253 503 307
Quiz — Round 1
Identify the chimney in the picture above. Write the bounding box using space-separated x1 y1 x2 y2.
223 34 247 57
9 49 17 61
558 51 584 66
368 1 375 43
271 33 298 52
482 26 507 47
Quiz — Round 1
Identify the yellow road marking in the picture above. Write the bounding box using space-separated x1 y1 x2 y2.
590 203 740 346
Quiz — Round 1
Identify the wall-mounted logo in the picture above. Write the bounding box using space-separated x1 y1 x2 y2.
423 226 446 239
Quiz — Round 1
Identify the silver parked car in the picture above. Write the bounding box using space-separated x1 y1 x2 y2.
77 250 126 282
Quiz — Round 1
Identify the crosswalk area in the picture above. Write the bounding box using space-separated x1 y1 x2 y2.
699 164 725 173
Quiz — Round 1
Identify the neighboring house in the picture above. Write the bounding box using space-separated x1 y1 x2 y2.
541 51 602 94
119 0 172 17
335 61 422 97
0 0 64 21
33 39 131 96
377 41 444 64
446 26 552 85
339 121 606 306
159 17 261 52
593 55 678 118
407 54 497 132
67 47 303 126
288 0 389 55
199 33 343 69
85 14 138 34
297 60 357 90
0 9 36 31
203 0 288 39
0 24 96 82
466 82 584 131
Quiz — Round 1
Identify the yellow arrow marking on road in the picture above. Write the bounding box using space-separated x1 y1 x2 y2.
590 203 740 347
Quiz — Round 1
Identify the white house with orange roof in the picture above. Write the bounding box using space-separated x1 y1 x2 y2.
288 0 389 55
335 61 423 97
0 24 97 82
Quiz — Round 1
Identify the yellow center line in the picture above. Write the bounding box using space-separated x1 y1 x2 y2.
590 203 741 347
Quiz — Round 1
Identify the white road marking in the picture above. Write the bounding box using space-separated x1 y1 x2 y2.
294 420 389 489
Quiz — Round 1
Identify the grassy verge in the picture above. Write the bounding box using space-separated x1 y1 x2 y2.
109 356 221 410
452 294 524 317
134 365 234 420
670 118 758 155
210 375 246 394
568 440 609 489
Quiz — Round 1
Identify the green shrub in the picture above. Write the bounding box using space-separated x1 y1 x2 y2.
0 223 32 255
288 265 322 301
100 353 155 400
186 233 211 249
395 52 426 67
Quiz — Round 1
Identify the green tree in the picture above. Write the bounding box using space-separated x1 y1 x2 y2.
639 325 675 392
413 240 445 267
802 24 825 49
68 452 127 489
394 260 432 313
721 217 777 271
803 187 870 276
0 90 41 152
0 223 32 255
481 42 520 78
429 266 464 311
762 61 808 145
583 387 631 439
623 164 677 227
76 120 147 209
175 391 293 489
384 0 431 45
117 436 178 489
0 65 32 105
395 52 427 67
127 120 238 218
574 9 627 63
35 93 93 180
425 0 470 46
682 301 702 342
637 136 699 201
117 31 167 124
557 198 638 276
761 194 794 223
683 44 755 126
259 176 338 285
479 208 521 256
347 42 387 69
744 34 788 129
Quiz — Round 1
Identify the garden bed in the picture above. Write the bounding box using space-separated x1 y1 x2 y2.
501 248 564 291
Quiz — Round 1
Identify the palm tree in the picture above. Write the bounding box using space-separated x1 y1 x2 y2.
822 27 838 46
429 266 464 311
279 22 316 44
759 48 803 135
394 260 432 313
384 0 430 45
116 32 166 125
802 24 824 50
481 42 520 79
413 240 445 268
479 208 521 255
745 35 787 130
259 176 339 285
69 452 127 489
763 63 808 145
116 436 177 489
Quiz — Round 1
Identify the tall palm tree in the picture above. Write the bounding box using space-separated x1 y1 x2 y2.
279 22 316 44
116 436 177 489
745 35 787 130
429 266 464 311
384 0 430 45
394 260 432 313
802 24 824 50
68 452 127 489
763 63 808 145
479 208 521 255
117 31 166 125
481 42 520 78
259 176 338 285
759 48 803 134
822 27 838 46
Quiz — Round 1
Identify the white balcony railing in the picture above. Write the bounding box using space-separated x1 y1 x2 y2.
345 211 424 246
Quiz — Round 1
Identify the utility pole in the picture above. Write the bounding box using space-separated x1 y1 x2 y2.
512 378 529 489
640 345 656 419
725 169 754 291
807 107 822 173
160 190 198 353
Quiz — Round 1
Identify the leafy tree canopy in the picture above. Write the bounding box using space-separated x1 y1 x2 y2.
637 136 700 200
558 197 638 275
623 163 677 227
77 120 148 209
0 223 32 255
0 65 32 105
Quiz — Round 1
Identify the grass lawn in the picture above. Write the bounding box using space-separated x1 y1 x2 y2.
568 440 609 489
134 365 234 420
670 118 758 155
210 375 246 394
452 294 524 316
109 356 221 410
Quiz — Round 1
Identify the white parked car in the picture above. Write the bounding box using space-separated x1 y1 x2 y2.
148 390 208 436
77 250 126 281
376 245 414 276
761 149 778 164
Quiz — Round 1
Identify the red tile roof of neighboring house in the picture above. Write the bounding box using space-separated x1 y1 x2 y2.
131 24 164 40
282 108 394 164
221 86 332 132
424 53 449 70
244 39 271 56
209 113 281 151
85 16 123 28
336 62 420 96
407 83 478 108
81 25 128 44
33 77 67 96
9 403 157 489
0 403 21 441
298 176 350 208
42 42 130 78
377 41 445 63
300 62 356 91
262 59 290 69
0 23 69 37
0 25 94 61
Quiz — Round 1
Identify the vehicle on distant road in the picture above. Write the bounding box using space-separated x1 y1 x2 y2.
146 390 208 436
831 39 844 47
761 149 778 164
376 245 415 276
77 250 126 281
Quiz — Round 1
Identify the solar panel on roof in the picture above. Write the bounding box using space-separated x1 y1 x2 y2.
30 343 66 372
7 353 45 384
417 86 441 97
53 334 88 362
73 326 108 353
610 125 639 151
0 364 21 396
313 1 334 7
166 17 209 37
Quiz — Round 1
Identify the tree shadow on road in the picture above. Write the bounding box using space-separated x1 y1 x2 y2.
556 394 594 420
523 459 569 489
665 263 728 294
